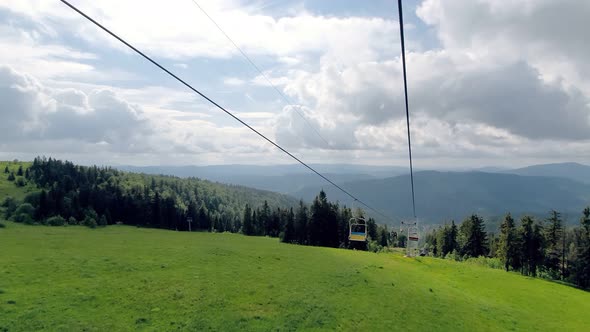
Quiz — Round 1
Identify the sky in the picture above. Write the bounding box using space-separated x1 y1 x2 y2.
0 0 589 168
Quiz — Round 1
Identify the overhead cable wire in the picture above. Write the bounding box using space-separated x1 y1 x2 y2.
59 0 393 223
397 0 417 219
188 0 332 149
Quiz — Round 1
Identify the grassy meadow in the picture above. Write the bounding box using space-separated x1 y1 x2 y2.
0 161 36 202
1 221 589 331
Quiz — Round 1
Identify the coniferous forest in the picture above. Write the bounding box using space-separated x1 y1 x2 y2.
2 157 590 289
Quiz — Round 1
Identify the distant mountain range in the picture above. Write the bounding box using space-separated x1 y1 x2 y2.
293 171 590 226
117 162 590 226
501 162 590 184
118 164 408 193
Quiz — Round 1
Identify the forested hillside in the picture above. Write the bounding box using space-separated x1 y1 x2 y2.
1 158 391 250
118 164 405 194
1 158 297 232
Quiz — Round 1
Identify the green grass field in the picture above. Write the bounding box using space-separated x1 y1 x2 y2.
1 222 589 331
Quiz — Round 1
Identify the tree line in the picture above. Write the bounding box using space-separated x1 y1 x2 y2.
423 210 590 289
2 158 394 251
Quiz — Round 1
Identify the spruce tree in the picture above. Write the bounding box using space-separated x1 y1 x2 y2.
449 220 459 253
574 207 590 288
460 214 488 257
498 213 520 271
242 204 253 235
281 207 295 243
294 201 308 244
519 216 545 277
544 210 563 278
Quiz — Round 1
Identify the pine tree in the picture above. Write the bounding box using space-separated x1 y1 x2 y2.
436 221 459 257
36 189 48 220
242 204 253 235
449 220 459 253
260 200 271 236
309 191 327 246
459 214 488 257
574 207 590 288
281 208 295 243
294 201 308 244
3 165 8 173
519 216 545 277
367 217 378 240
308 190 338 247
7 172 15 181
498 213 520 271
379 225 389 247
544 210 563 278
17 165 23 176
337 206 352 247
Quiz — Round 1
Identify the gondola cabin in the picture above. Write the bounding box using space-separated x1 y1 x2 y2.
349 217 367 242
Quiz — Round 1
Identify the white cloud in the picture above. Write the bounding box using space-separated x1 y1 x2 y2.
0 65 287 165
0 65 151 149
0 0 400 64
416 0 590 94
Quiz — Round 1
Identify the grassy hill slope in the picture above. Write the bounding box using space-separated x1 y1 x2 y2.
0 161 36 201
1 222 589 331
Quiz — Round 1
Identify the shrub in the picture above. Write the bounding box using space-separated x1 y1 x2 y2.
1 197 17 219
46 215 66 226
7 172 15 181
0 222 5 228
68 217 78 225
83 217 97 229
24 191 41 207
15 177 26 187
12 203 35 222
1 196 14 207
14 213 35 224
367 240 383 253
444 250 461 262
84 208 98 221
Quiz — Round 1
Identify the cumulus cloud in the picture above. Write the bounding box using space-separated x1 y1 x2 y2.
0 65 281 160
0 0 399 64
416 0 590 93
273 0 590 154
0 65 152 150
282 55 590 144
